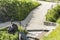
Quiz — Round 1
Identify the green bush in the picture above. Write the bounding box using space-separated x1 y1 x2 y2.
0 31 18 40
46 5 60 22
56 18 60 24
0 25 21 40
43 0 59 2
0 0 40 22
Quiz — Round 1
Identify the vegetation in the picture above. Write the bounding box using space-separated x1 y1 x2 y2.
41 25 60 40
57 18 60 24
0 27 18 40
46 5 60 22
42 4 60 40
0 24 28 40
0 0 40 22
0 31 18 40
42 0 59 2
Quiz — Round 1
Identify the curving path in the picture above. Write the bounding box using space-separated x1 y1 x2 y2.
26 1 57 30
25 1 57 40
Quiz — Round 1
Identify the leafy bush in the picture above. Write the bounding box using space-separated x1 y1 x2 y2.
43 0 59 2
0 31 18 40
0 25 28 40
46 5 60 22
18 25 28 34
0 25 21 40
56 18 60 24
0 0 40 22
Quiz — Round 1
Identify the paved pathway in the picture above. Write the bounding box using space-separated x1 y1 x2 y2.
0 21 20 28
25 1 57 40
26 1 57 30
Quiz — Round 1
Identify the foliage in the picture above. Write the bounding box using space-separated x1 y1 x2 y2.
0 25 22 40
18 25 28 34
0 24 28 40
41 25 60 40
56 18 60 24
43 0 59 2
0 31 18 40
0 0 40 22
46 5 60 22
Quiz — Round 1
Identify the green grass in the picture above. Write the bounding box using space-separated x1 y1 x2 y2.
41 25 60 40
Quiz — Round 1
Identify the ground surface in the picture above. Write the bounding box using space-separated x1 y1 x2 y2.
25 1 57 40
41 25 60 40
26 1 56 30
0 1 58 40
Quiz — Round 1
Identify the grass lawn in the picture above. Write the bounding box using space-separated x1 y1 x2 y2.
41 25 60 40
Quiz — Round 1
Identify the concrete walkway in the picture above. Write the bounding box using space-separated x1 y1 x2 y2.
25 1 58 40
26 1 57 30
0 21 20 28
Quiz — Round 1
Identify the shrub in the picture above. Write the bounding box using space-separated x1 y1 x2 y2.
0 31 18 40
0 25 23 40
56 18 60 24
0 25 28 40
0 0 40 22
46 5 60 22
43 0 59 2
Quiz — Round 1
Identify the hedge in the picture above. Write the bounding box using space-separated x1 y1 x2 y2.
46 5 60 22
0 0 40 22
0 25 27 40
0 31 18 40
